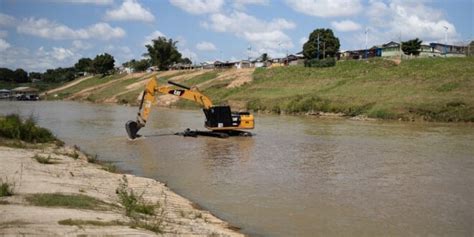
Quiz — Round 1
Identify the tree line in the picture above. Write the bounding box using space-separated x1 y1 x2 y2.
0 53 115 84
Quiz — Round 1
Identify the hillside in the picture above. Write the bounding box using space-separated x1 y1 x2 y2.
46 57 474 122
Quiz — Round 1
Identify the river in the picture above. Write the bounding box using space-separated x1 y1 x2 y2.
1 101 473 236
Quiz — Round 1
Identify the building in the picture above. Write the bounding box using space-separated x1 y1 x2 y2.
429 43 467 57
11 87 39 101
0 89 11 99
379 41 401 57
235 60 252 69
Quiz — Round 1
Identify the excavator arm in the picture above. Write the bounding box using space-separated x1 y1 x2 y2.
126 76 213 139
126 76 254 140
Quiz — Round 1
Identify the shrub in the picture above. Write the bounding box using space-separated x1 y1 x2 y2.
304 57 336 68
116 175 155 217
0 114 56 143
0 178 14 197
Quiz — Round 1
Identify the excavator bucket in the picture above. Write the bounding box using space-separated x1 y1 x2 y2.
125 120 141 139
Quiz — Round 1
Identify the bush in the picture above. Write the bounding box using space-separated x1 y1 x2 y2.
0 114 56 143
304 57 336 68
0 178 14 197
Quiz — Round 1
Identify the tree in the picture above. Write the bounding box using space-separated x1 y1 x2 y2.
144 36 182 70
29 72 42 80
74 58 93 73
132 59 150 72
303 28 340 59
42 67 76 82
402 38 422 56
0 68 15 82
93 53 115 75
261 53 269 62
180 57 192 65
14 68 29 83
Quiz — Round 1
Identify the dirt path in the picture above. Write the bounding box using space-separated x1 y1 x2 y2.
43 76 93 96
198 68 254 89
0 145 243 236
67 72 148 101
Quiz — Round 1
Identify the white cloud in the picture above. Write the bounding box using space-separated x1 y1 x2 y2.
285 0 362 18
0 13 16 27
143 30 166 45
0 39 11 52
54 0 113 4
169 0 224 14
233 0 269 9
331 20 361 32
0 30 8 38
17 18 125 40
365 0 458 44
299 37 308 46
180 48 198 61
202 11 295 57
105 0 155 22
0 46 81 72
51 47 75 60
72 40 92 50
196 41 217 51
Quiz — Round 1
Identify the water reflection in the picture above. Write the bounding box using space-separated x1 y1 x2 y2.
1 101 473 237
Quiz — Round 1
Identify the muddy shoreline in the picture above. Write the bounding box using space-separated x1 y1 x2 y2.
0 143 243 236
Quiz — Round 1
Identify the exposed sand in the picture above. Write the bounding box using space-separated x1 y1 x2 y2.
42 76 93 96
0 145 243 236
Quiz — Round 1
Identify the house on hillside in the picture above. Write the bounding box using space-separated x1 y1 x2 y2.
215 61 235 69
379 41 401 57
429 43 467 57
201 61 215 69
0 89 11 99
235 60 252 69
11 87 39 100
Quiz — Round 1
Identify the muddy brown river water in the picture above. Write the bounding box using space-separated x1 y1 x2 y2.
1 101 473 236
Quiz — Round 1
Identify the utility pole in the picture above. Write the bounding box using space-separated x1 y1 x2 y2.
399 31 402 60
317 34 320 60
323 41 326 59
247 45 251 61
443 26 449 57
365 27 368 59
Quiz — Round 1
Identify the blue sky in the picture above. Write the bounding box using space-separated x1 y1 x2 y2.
0 0 472 72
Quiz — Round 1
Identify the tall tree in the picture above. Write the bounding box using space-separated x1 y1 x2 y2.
144 36 182 70
132 59 150 72
29 72 42 80
180 57 192 65
74 58 93 73
14 68 29 83
402 38 422 56
261 53 269 62
0 68 15 82
93 53 115 76
303 28 340 59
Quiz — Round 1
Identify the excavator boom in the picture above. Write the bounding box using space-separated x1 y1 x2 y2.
126 76 254 139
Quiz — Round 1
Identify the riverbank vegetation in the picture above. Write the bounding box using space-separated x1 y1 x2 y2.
42 57 473 122
203 57 474 122
0 114 57 143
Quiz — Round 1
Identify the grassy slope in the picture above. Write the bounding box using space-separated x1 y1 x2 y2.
208 57 474 122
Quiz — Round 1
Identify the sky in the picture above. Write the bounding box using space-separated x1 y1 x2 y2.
0 0 472 72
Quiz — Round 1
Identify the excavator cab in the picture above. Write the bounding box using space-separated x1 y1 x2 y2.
125 77 254 139
203 106 254 130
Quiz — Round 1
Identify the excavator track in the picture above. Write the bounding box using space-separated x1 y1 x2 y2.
175 128 252 139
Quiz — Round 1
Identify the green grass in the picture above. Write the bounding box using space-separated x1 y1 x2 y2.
51 74 126 99
205 57 474 122
0 114 57 143
25 193 114 211
58 219 127 227
32 154 59 164
116 175 156 217
181 71 219 86
0 178 14 197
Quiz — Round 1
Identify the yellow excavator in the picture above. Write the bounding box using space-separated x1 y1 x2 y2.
125 76 254 139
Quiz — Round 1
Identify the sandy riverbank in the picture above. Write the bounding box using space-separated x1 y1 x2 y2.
0 144 243 236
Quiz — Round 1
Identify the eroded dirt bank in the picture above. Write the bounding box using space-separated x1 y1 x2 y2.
0 144 243 236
